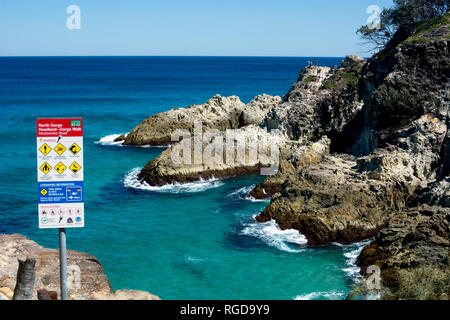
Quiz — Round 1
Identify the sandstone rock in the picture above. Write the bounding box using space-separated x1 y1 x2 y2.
114 134 127 142
257 115 447 245
0 234 158 300
240 94 281 127
360 39 449 132
249 136 330 199
0 287 13 300
357 205 449 298
342 55 365 67
138 125 283 185
97 289 161 300
263 61 365 153
124 94 280 146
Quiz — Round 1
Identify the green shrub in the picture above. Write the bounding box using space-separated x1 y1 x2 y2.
396 267 449 300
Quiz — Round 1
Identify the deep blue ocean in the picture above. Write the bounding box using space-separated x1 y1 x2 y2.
0 57 368 300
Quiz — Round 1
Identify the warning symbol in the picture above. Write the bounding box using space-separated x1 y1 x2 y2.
69 143 81 155
69 161 81 174
55 162 67 174
39 144 52 156
41 189 48 196
55 144 66 155
40 162 52 174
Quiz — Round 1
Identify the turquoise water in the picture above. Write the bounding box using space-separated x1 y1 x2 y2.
0 57 366 300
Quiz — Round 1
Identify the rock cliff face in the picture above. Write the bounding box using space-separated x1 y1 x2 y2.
0 234 160 300
257 114 447 244
356 179 449 299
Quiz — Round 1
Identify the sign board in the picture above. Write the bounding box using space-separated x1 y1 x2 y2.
37 119 84 228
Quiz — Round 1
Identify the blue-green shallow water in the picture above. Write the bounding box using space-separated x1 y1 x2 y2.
0 57 367 300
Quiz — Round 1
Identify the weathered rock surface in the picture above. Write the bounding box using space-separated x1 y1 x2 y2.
0 234 160 300
123 94 280 146
249 136 330 199
138 125 283 185
357 179 449 299
263 61 364 146
352 22 450 299
257 112 447 245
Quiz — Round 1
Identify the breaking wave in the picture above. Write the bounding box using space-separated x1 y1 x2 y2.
96 134 169 148
95 133 126 146
123 168 224 193
228 185 271 203
241 215 307 253
340 239 372 280
294 291 346 300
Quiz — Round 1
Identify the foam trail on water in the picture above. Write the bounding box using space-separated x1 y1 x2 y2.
96 134 169 148
124 168 224 193
241 215 307 253
294 291 345 300
228 185 271 203
95 133 127 146
341 239 372 280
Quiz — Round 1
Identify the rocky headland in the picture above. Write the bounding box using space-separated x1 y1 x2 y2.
115 14 450 299
0 234 160 300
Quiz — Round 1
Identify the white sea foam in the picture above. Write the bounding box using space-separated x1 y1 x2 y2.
95 133 127 146
341 239 372 280
96 133 169 148
123 168 224 193
228 185 271 203
241 216 307 253
245 195 271 203
294 291 346 300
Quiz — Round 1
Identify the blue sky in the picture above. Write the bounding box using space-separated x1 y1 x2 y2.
0 0 393 56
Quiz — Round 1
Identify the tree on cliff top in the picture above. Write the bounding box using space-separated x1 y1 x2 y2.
357 0 450 52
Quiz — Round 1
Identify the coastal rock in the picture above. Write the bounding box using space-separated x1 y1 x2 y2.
360 39 449 133
94 289 161 300
357 203 449 299
263 58 364 148
0 234 159 300
249 136 330 199
240 94 281 127
124 94 280 146
257 115 447 244
138 125 283 185
0 287 13 300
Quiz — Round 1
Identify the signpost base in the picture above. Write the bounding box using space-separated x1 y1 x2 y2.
59 228 68 300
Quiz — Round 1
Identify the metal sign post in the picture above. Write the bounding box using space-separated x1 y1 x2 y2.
36 118 84 300
59 228 68 300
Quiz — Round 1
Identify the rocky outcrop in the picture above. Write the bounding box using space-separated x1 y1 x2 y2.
0 234 160 300
263 62 364 146
356 178 449 299
248 58 366 199
122 94 280 146
257 104 447 245
249 137 330 199
138 125 283 185
255 14 450 240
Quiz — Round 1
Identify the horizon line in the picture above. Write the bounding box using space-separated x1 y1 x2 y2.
0 55 361 59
